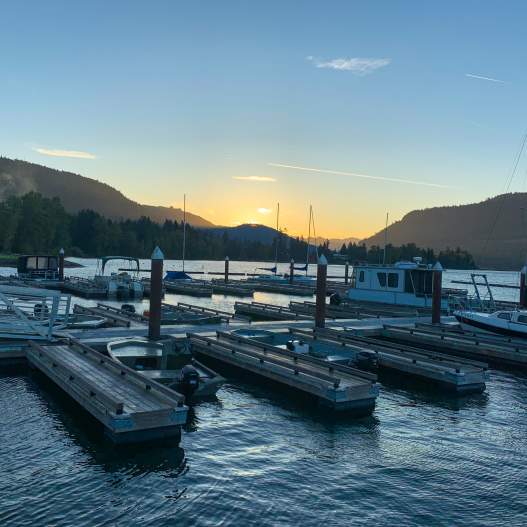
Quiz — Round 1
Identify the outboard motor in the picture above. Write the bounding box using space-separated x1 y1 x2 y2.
34 303 49 318
285 340 310 354
354 350 378 371
329 292 342 306
121 304 136 314
175 365 200 398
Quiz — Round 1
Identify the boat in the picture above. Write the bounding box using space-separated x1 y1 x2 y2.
64 314 107 329
107 338 225 399
453 309 527 338
94 256 144 298
17 254 60 281
347 258 467 309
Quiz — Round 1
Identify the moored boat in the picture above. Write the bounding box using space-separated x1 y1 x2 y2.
454 309 527 338
107 338 225 399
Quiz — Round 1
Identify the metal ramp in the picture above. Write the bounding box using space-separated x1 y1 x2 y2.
0 285 71 340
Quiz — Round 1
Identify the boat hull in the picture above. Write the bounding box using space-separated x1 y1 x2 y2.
454 313 527 339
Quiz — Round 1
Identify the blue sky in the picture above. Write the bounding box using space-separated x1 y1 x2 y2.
2 1 527 237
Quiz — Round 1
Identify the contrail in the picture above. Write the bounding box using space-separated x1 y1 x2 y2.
268 163 457 189
465 73 507 84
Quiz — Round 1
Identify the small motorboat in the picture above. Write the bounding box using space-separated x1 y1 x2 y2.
107 338 225 399
454 309 527 338
65 314 107 329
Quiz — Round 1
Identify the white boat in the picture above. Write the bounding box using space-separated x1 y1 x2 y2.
94 256 144 298
347 258 466 309
454 309 527 338
107 338 225 399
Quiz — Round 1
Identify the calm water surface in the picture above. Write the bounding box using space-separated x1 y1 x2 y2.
0 260 526 526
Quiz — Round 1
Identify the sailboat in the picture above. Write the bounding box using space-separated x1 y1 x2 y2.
165 194 193 281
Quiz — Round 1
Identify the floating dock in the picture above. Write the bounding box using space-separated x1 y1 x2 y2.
210 280 255 297
289 300 422 319
234 301 313 321
243 280 315 296
27 339 188 443
382 324 527 369
73 303 135 327
188 330 379 413
61 277 108 298
175 302 249 323
164 280 213 297
293 327 489 394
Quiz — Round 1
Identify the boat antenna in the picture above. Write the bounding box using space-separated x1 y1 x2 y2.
311 207 319 260
182 193 187 272
383 212 389 265
306 204 312 275
274 202 280 274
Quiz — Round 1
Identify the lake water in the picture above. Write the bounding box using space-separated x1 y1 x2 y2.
0 260 526 526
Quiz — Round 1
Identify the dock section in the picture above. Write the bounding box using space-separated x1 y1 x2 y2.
234 301 314 321
188 330 379 413
27 339 188 443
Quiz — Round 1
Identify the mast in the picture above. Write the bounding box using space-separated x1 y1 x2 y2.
182 194 187 272
383 212 389 265
274 202 280 274
305 205 312 275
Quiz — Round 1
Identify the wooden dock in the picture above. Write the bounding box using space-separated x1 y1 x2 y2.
27 339 188 443
164 280 213 297
294 327 489 394
175 302 249 323
382 324 527 369
73 304 135 327
289 301 422 319
244 280 315 296
189 330 379 413
234 301 313 321
210 279 255 297
61 277 108 298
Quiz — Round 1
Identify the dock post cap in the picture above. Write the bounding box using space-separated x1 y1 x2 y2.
151 246 164 260
433 261 443 271
59 248 65 255
318 255 328 266
225 256 229 261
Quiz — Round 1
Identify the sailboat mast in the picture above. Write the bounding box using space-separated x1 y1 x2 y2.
306 205 312 275
182 194 187 272
274 202 280 274
383 212 389 265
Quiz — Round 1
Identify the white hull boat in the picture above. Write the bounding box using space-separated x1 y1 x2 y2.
454 309 527 338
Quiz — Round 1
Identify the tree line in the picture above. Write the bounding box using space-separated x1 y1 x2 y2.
0 192 476 268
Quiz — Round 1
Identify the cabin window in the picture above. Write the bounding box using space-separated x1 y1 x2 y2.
388 273 399 288
359 271 365 283
518 315 527 324
26 256 37 270
48 257 58 269
497 312 512 321
377 273 387 287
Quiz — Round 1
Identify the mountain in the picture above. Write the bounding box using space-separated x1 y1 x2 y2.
206 224 281 244
326 237 362 250
0 157 213 227
363 193 527 269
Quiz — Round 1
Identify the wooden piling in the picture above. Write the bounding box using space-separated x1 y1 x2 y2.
289 258 294 284
148 246 164 340
520 266 527 307
432 262 443 324
58 248 65 281
315 255 328 328
225 256 229 284
344 261 349 285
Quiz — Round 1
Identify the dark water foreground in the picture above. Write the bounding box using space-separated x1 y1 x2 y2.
1 365 526 527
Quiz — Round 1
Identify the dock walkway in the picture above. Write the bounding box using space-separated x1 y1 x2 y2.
27 339 187 443
189 330 379 413
234 301 313 321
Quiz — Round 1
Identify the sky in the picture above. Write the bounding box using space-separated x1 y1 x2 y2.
2 1 527 239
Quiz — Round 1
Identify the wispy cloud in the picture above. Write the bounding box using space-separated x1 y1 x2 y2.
307 56 390 76
465 73 507 84
268 163 456 189
257 207 272 214
34 147 96 159
232 176 276 182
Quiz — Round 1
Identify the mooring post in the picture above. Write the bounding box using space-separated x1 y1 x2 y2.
58 248 65 281
315 255 328 328
224 256 230 284
520 266 527 308
148 246 164 340
432 261 443 324
344 261 349 285
289 258 294 284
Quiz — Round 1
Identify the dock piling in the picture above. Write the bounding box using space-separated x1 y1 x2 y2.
148 246 164 340
432 261 443 324
344 261 349 285
315 255 328 328
520 265 527 307
225 256 229 284
59 248 65 281
289 259 294 284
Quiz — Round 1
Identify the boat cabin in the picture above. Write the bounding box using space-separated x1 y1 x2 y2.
348 259 450 308
17 255 59 280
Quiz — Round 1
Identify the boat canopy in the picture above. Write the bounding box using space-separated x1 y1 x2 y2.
165 270 193 281
101 256 140 274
